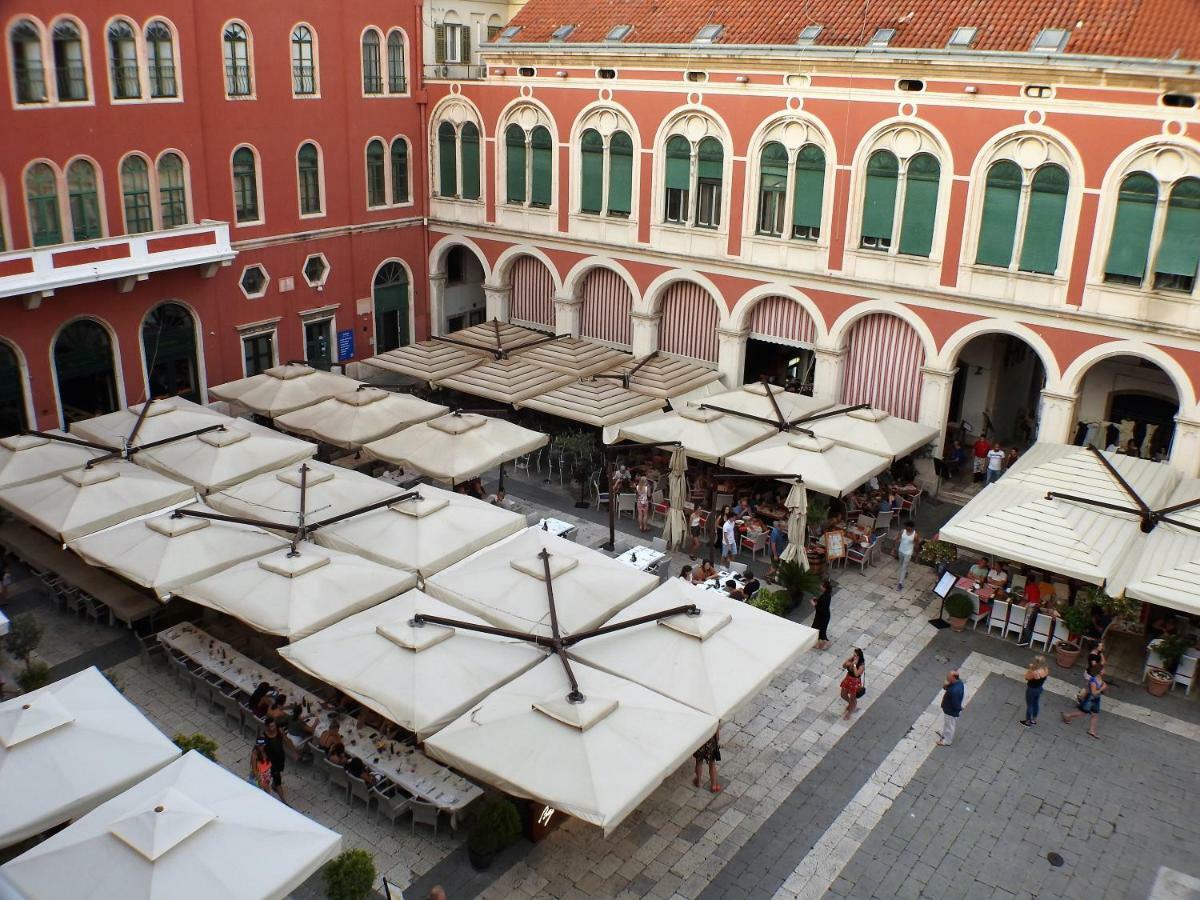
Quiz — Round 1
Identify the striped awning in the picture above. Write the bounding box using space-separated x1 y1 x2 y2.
580 268 633 348
598 354 721 401
363 341 485 383
518 379 666 428
659 282 719 362
509 256 556 328
748 295 818 348
511 337 629 377
435 357 575 405
841 313 925 421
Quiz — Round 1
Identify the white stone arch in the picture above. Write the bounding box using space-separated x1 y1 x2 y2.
0 335 35 431
370 256 417 351
650 103 735 233
429 95 485 202
428 232 490 280
726 283 829 342
491 244 563 294
561 255 641 305
1061 339 1197 412
47 314 127 428
638 268 726 318
742 110 838 248
936 319 1062 387
137 298 208 402
569 100 641 219
826 299 938 364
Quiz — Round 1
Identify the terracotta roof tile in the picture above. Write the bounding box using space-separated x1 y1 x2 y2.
504 0 1200 61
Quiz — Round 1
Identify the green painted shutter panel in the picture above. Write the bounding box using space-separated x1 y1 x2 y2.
861 151 898 241
434 24 445 63
1104 173 1157 281
580 129 603 213
665 136 690 190
975 160 1021 268
898 153 939 257
460 26 470 64
1155 177 1200 278
438 122 457 196
1019 164 1069 274
697 137 723 182
460 123 480 199
530 126 553 207
759 142 788 190
792 144 825 229
505 125 526 203
607 131 633 216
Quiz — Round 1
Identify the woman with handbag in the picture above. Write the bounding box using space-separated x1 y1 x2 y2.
840 648 866 720
1062 663 1105 738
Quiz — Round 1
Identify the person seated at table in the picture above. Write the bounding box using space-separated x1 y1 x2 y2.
248 682 274 713
486 488 511 508
825 512 846 533
743 576 761 599
679 565 694 584
769 524 787 560
253 688 278 718
745 516 766 536
877 493 892 514
327 742 349 766
266 696 291 728
968 558 989 582
725 579 746 601
695 560 718 583
732 496 750 517
986 563 1008 589
344 755 377 786
318 717 342 753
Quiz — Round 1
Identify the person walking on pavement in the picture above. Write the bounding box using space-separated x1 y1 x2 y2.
896 521 920 591
839 648 866 720
986 443 1006 484
1062 662 1105 738
1021 656 1049 726
692 724 723 793
720 512 738 567
811 578 833 650
937 669 965 746
972 436 990 482
261 720 289 805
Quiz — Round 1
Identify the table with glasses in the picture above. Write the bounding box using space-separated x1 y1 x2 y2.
614 546 665 573
698 569 750 599
537 517 577 540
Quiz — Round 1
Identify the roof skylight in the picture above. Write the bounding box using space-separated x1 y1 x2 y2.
947 26 977 49
693 24 724 44
1031 28 1069 52
550 24 576 42
868 28 896 48
605 24 633 42
797 25 823 45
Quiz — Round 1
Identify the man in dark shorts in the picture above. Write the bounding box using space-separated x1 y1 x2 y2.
262 720 288 805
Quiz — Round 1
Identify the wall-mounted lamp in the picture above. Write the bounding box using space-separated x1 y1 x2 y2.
494 68 506 75
735 75 750 84
964 85 978 94
555 70 568 78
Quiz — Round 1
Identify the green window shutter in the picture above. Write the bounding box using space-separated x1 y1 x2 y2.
607 130 633 216
697 137 723 182
898 152 939 257
460 26 471 64
975 160 1021 268
460 122 480 199
434 24 445 63
391 140 409 204
757 142 788 235
67 160 101 241
1019 164 1069 274
505 124 527 204
530 125 553 207
665 135 691 190
437 122 457 196
366 139 386 206
792 143 825 230
1155 177 1200 278
1104 172 1158 281
121 156 153 234
861 150 898 241
580 129 603 214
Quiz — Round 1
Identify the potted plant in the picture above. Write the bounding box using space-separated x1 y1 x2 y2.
749 589 789 617
172 733 219 761
918 539 959 574
1146 633 1192 696
323 849 376 900
943 591 975 632
468 796 522 870
806 494 830 529
1053 601 1093 668
4 614 48 693
1145 667 1174 697
774 559 822 613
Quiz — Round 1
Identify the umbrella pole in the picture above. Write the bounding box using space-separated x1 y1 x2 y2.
498 463 506 493
604 444 617 551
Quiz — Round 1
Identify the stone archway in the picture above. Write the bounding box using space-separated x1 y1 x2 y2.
578 267 634 348
658 281 720 362
54 319 118 426
142 302 200 402
0 342 27 436
1074 355 1180 459
946 332 1047 447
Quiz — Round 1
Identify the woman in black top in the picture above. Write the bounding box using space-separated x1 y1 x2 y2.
1021 656 1049 726
812 579 833 650
261 720 288 805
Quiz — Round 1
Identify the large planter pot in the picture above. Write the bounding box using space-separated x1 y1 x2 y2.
947 615 969 633
467 848 494 871
1145 668 1173 697
1055 641 1081 669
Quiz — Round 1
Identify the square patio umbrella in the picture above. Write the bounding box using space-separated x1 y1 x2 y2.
274 387 448 449
68 504 289 599
69 397 231 450
434 357 575 405
0 667 180 849
208 363 362 418
700 382 832 426
802 405 938 461
1110 478 1200 615
0 432 106 490
614 406 774 464
509 337 630 378
723 433 890 497
518 379 666 430
362 340 486 383
595 353 721 400
312 483 526 578
0 751 341 900
279 591 545 740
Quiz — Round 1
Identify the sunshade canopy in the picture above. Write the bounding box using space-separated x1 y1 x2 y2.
0 460 194 543
804 405 939 460
701 382 832 425
0 432 106 490
510 337 629 378
70 397 231 449
724 432 891 497
425 527 658 638
363 340 485 383
571 580 817 719
69 504 288 598
519 379 666 429
279 591 545 740
435 357 574 405
208 364 362 417
363 412 548 483
274 388 448 449
598 354 721 400
424 658 716 834
313 483 526 578
0 667 181 849
175 543 415 641
614 406 774 464
1 751 341 900
1111 478 1200 615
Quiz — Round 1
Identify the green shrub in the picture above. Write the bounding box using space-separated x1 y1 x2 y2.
468 797 522 858
4 613 43 670
750 589 790 617
918 540 958 567
943 591 974 619
1058 600 1093 643
172 733 218 761
323 849 376 900
1154 633 1194 672
774 559 821 607
16 661 50 693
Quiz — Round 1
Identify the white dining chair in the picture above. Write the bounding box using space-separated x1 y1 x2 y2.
986 600 1010 637
1175 651 1198 694
1004 605 1027 640
617 493 637 520
1030 613 1055 651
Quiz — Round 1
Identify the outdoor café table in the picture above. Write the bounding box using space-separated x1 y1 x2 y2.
954 577 996 602
537 517 577 540
336 718 482 828
700 570 748 598
614 546 665 572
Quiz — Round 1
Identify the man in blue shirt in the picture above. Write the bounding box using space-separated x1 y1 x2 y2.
937 669 965 747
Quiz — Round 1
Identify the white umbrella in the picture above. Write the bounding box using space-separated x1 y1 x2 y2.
614 406 774 464
363 340 485 383
1 751 341 900
1110 478 1200 615
279 591 545 740
274 387 447 449
434 357 574 405
570 579 817 718
70 397 229 449
0 461 195 543
701 383 831 425
208 364 362 417
424 658 716 834
175 543 415 641
425 527 658 638
778 480 809 569
363 412 548 484
597 355 721 400
805 406 938 460
69 504 288 598
509 337 629 378
520 379 666 431
0 432 106 490
724 433 890 498
0 667 180 849
660 447 688 551
313 483 526 578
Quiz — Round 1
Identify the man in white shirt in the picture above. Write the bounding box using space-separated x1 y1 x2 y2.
896 521 920 591
721 512 738 567
985 444 1006 484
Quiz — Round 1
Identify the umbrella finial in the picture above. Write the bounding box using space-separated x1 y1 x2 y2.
686 605 702 617
567 689 586 704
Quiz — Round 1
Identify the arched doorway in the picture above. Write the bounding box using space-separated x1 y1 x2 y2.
579 268 633 348
507 255 555 330
659 282 719 362
142 302 200 402
373 262 411 353
841 313 924 420
443 246 485 333
0 343 27 436
947 334 1046 446
743 295 818 392
1074 356 1179 459
55 320 118 425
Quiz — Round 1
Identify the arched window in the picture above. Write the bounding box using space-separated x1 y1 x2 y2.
121 156 153 233
437 122 458 197
899 153 940 257
976 160 1068 274
145 20 176 97
578 127 633 218
53 20 88 101
664 135 690 224
297 142 321 215
107 20 139 99
609 132 633 217
530 126 552 207
373 262 410 352
386 30 406 93
503 116 553 209
143 303 199 402
390 139 409 204
54 320 118 423
505 124 526 203
460 122 480 199
580 129 604 214
1155 178 1200 292
1104 173 1159 287
66 159 101 241
756 142 788 236
10 20 46 104
366 139 386 207
25 163 61 246
223 23 251 96
696 138 724 227
860 149 941 257
662 132 725 229
291 25 316 95
1105 167 1200 294
157 152 188 227
0 343 27 437
231 147 259 222
976 161 1021 268
362 29 382 94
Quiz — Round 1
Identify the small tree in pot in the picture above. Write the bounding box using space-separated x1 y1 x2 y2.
1054 601 1093 668
4 613 49 693
468 796 522 870
943 591 975 632
557 431 600 508
773 559 822 614
1146 633 1193 697
323 849 376 900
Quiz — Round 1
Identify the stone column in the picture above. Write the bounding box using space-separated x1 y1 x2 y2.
1169 414 1200 477
482 282 510 323
630 311 661 359
1037 389 1078 444
918 366 958 454
811 345 846 406
554 294 583 338
716 327 749 388
427 274 447 337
